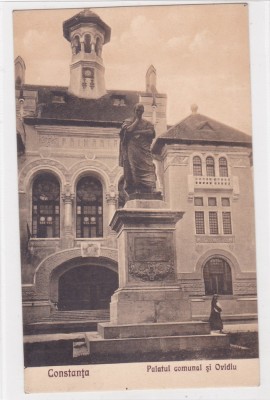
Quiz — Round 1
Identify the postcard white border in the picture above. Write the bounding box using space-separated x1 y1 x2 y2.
1 1 270 399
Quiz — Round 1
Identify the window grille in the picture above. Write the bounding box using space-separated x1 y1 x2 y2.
193 156 202 176
209 211 218 234
195 211 205 234
219 157 228 177
76 176 103 238
222 212 232 234
206 156 215 176
32 173 60 238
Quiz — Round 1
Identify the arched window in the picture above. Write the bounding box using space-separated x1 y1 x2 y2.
32 173 60 238
193 156 202 176
219 157 228 177
84 34 91 53
118 177 126 209
76 176 103 238
95 37 102 56
206 156 215 176
73 35 81 54
16 76 22 86
203 257 233 295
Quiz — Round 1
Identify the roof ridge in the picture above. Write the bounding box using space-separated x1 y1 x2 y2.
160 114 193 137
193 112 250 137
162 112 251 139
21 84 68 90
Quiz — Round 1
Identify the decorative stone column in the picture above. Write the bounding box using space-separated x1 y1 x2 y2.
106 189 118 236
18 93 25 119
71 42 76 55
91 42 95 53
62 184 75 240
80 38 85 53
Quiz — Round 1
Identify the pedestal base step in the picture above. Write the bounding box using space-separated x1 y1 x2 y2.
85 332 229 356
98 321 210 339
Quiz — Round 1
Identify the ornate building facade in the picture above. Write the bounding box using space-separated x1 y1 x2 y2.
15 9 257 327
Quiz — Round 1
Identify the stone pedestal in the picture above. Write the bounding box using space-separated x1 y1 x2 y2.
109 198 191 324
85 197 230 360
110 287 191 324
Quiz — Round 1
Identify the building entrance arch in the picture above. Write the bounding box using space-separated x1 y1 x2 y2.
57 264 118 310
48 254 118 309
34 247 118 304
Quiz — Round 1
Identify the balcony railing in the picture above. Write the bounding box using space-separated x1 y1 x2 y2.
188 175 239 200
194 176 232 188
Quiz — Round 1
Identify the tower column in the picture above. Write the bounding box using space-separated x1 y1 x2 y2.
80 38 85 53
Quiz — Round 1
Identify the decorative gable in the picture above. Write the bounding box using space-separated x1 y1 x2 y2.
197 121 214 130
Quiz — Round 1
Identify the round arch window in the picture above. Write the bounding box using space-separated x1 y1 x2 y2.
193 156 202 176
206 156 215 177
203 257 233 295
84 34 91 53
76 176 103 238
32 173 60 238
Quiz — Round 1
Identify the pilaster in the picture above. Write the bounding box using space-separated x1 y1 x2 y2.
61 184 75 243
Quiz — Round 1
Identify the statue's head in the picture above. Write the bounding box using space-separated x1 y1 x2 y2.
134 103 144 119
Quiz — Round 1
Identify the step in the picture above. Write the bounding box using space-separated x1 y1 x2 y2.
24 320 103 335
98 321 210 339
192 313 257 322
40 310 110 322
85 332 230 356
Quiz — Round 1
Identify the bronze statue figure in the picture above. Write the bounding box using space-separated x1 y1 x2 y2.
119 103 157 195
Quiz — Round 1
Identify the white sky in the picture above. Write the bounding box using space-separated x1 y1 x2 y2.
13 4 252 133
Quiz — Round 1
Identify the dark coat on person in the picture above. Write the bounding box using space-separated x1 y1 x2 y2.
209 296 223 331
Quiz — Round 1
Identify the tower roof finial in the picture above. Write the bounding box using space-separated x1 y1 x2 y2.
191 104 198 114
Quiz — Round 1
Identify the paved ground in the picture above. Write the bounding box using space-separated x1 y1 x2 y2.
24 322 258 343
223 322 258 333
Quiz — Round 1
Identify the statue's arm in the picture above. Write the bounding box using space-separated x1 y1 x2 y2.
120 119 132 140
133 128 154 136
125 119 139 133
133 123 155 138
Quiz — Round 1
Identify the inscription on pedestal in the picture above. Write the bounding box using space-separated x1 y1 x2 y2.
128 233 175 282
134 237 170 262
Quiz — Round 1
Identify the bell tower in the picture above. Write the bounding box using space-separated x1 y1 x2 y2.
63 9 111 99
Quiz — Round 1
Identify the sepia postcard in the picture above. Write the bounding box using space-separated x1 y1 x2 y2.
2 1 269 397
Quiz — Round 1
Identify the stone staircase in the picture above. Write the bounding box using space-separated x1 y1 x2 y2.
24 309 110 335
41 309 110 322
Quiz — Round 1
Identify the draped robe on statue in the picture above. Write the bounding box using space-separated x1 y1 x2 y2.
119 118 157 194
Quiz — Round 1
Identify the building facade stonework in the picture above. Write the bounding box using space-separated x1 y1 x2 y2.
15 9 257 326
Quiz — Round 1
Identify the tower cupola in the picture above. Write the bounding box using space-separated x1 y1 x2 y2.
63 9 111 99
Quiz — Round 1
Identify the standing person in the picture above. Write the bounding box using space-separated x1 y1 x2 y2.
119 103 157 195
209 294 224 333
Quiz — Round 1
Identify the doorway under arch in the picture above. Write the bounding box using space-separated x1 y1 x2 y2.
203 257 233 295
58 265 118 310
